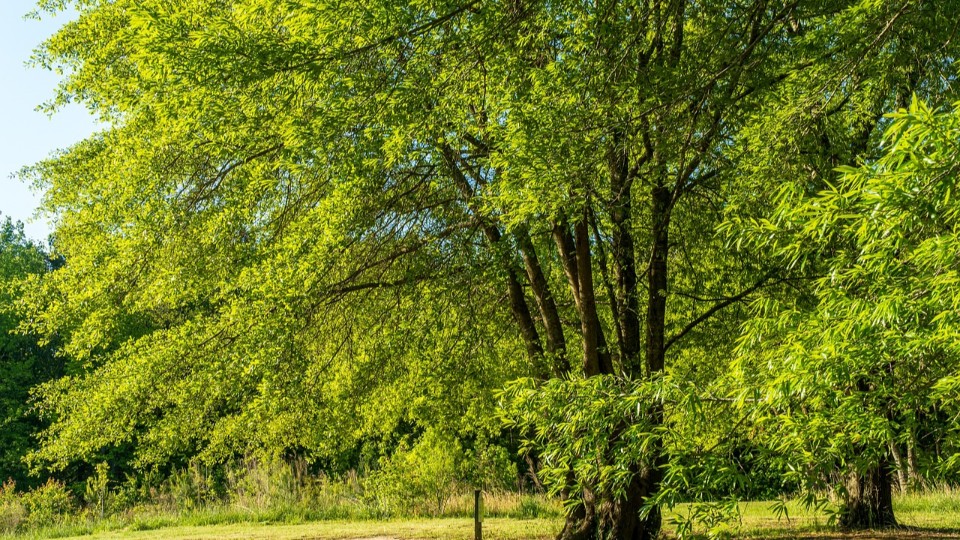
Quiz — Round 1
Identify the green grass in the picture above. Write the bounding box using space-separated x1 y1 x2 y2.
8 491 960 540
729 497 960 538
670 491 960 539
9 518 560 540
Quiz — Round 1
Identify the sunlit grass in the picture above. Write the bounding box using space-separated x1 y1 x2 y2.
6 490 960 539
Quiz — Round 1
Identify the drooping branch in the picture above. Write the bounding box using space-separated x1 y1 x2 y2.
439 143 546 368
450 132 569 376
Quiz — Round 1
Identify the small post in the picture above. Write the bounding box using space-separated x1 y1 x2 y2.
474 488 483 540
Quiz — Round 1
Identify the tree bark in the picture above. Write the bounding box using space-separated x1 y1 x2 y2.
575 213 613 376
618 183 673 540
609 140 642 375
557 473 659 540
888 441 908 494
552 218 613 375
645 185 671 375
839 454 898 529
906 438 923 489
516 226 570 375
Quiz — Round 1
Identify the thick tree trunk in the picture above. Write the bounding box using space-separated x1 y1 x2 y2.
556 185 671 540
557 477 661 540
839 455 897 530
644 185 670 375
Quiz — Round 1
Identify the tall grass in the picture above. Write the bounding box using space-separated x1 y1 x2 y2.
0 458 560 539
890 483 960 515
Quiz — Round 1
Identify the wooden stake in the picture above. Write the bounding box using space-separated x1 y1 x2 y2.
474 488 483 540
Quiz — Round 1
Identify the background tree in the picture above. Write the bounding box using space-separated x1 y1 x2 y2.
0 216 62 489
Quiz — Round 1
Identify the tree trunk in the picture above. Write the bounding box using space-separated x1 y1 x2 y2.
839 454 897 530
888 441 907 494
575 215 614 375
609 137 642 374
626 184 673 540
516 226 570 376
556 185 671 540
557 475 661 540
906 436 923 490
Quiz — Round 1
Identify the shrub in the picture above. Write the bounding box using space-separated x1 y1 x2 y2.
84 462 110 519
463 443 518 492
21 479 73 529
0 480 26 534
364 429 463 516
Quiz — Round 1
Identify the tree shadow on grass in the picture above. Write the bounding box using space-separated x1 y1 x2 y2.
746 526 960 539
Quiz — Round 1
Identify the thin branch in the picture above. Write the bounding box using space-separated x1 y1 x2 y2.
664 271 776 352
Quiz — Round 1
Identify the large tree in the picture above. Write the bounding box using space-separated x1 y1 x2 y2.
21 0 960 538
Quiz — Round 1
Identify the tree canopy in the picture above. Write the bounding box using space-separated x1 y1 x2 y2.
733 99 960 527
9 0 960 538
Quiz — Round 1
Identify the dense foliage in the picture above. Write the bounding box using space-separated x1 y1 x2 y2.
732 100 960 527
0 217 61 489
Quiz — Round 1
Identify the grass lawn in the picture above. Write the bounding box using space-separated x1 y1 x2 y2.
41 518 559 540
731 498 960 538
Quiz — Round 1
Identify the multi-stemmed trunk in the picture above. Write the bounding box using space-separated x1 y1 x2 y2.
555 179 671 540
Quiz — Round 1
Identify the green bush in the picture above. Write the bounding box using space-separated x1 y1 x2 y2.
83 462 110 519
463 443 518 492
364 429 463 516
20 479 73 529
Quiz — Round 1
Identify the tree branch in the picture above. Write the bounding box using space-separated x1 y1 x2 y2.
664 271 775 352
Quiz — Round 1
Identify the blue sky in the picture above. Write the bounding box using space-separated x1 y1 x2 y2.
0 1 98 241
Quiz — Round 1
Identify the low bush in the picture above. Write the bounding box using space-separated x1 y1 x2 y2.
0 481 25 534
0 479 73 534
